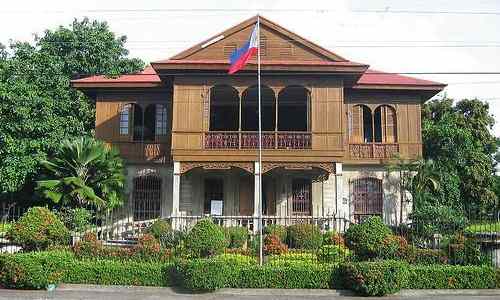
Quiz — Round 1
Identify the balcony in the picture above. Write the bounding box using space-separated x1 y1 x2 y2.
204 132 312 150
349 143 399 159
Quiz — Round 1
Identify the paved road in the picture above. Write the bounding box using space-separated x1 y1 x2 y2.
1 286 500 300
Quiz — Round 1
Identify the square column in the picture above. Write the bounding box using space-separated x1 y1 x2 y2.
253 161 261 233
172 162 181 229
334 162 348 232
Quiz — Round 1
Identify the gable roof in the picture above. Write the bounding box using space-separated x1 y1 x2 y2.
354 70 446 90
167 15 347 62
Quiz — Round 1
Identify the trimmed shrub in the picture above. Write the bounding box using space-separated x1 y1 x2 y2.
264 224 287 242
377 235 408 260
286 224 322 250
344 216 391 260
134 234 163 260
64 260 174 287
0 251 74 289
264 234 288 255
406 246 448 265
442 235 487 266
225 227 248 249
159 229 186 249
178 255 337 291
184 219 227 258
322 231 345 247
317 245 350 264
267 252 317 267
147 219 171 241
406 265 495 289
8 207 70 251
342 260 409 296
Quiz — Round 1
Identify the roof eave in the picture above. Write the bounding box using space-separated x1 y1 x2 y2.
352 84 447 91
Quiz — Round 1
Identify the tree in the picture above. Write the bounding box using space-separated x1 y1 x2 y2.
0 18 143 197
36 137 125 209
422 98 498 219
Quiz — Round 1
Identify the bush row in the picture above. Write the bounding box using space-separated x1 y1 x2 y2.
0 251 496 295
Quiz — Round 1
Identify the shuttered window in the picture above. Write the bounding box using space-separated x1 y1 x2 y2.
119 104 131 135
155 104 168 135
374 105 397 143
351 104 397 143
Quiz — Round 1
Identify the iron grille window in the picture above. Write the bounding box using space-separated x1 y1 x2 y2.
155 104 168 135
119 104 130 135
352 177 383 223
204 178 224 215
292 178 311 216
133 176 162 221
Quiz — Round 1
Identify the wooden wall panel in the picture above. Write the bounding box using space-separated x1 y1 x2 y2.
186 25 330 62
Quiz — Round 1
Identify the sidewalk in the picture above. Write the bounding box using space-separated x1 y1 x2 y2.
1 284 500 300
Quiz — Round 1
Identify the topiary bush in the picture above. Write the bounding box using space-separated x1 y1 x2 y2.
147 219 171 241
286 223 322 250
342 260 409 296
264 224 287 242
8 207 70 251
317 245 350 264
225 227 248 249
184 219 227 258
344 216 391 260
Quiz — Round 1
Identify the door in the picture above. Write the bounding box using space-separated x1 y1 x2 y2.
239 175 254 215
204 178 224 215
351 177 383 223
292 178 312 216
263 178 276 215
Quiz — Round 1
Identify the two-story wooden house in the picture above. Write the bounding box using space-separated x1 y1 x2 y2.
72 16 445 228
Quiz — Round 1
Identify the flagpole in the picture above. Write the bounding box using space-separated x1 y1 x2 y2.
257 14 263 266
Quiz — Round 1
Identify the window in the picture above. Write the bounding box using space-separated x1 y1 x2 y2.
155 104 168 135
119 104 130 135
204 178 224 215
223 43 237 58
292 178 311 216
209 85 239 131
279 43 293 56
132 104 144 141
351 177 383 223
278 86 310 131
350 105 396 143
133 176 162 221
241 85 275 131
260 35 267 56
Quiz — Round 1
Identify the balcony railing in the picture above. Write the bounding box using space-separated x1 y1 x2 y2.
205 131 312 150
349 143 399 159
108 142 169 163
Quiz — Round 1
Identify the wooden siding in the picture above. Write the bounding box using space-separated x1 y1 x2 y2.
95 90 173 163
185 24 331 62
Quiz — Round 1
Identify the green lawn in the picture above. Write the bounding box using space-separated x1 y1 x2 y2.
465 222 500 233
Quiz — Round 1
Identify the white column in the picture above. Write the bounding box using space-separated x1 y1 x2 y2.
172 162 181 229
334 162 348 232
253 161 261 233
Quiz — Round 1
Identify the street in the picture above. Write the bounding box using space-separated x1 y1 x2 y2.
1 286 500 300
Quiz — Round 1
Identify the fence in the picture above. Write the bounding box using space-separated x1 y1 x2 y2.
2 202 500 268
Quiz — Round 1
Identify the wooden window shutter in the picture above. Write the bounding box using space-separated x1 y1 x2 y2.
351 105 363 143
385 106 397 143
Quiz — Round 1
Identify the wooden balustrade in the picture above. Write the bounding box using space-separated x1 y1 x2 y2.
349 143 399 159
108 142 169 163
204 132 312 150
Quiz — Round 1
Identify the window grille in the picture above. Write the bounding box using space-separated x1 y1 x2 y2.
133 175 162 221
292 178 311 216
119 104 130 135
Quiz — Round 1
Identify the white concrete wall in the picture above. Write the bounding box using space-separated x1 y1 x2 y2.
341 164 410 226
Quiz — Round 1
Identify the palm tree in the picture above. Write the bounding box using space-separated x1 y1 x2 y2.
37 137 125 209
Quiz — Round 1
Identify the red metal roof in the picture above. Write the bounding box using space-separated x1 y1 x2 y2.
356 69 445 87
71 66 160 84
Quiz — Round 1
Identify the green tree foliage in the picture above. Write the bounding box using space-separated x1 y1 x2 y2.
36 137 125 209
422 98 498 218
0 18 143 196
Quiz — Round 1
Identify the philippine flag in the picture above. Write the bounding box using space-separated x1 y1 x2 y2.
228 25 258 74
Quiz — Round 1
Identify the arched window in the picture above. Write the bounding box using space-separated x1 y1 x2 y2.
155 104 168 135
133 175 162 221
119 104 131 135
351 177 383 223
278 86 310 131
351 105 373 143
241 85 275 131
209 85 239 131
374 105 397 143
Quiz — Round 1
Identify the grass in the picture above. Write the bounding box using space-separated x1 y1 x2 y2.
465 222 500 234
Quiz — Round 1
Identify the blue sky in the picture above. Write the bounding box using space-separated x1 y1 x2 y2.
2 0 500 134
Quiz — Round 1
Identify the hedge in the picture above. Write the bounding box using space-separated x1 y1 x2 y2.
0 250 175 289
178 254 341 291
406 265 495 289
